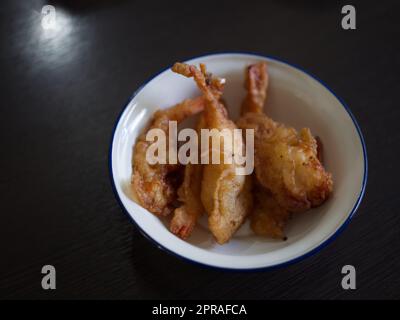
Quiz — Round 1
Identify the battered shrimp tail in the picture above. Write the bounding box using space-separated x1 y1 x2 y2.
241 62 268 115
172 62 227 121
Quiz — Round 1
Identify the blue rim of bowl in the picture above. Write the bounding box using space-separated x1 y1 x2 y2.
109 52 368 272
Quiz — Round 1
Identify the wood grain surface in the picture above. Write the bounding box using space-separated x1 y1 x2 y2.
0 0 399 299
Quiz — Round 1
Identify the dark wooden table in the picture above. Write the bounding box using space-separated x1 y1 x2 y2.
0 0 399 299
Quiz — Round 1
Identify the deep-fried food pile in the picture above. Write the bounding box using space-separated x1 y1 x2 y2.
131 61 333 244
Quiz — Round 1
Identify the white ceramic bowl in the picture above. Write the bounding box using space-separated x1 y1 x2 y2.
110 53 367 270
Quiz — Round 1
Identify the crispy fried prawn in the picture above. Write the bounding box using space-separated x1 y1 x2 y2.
172 62 252 244
131 97 205 216
170 116 205 239
237 62 333 213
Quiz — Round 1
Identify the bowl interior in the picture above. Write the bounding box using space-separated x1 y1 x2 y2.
111 53 366 269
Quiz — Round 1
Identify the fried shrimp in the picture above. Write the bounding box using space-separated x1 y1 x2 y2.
172 62 252 244
237 62 333 213
170 116 205 239
131 97 205 216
